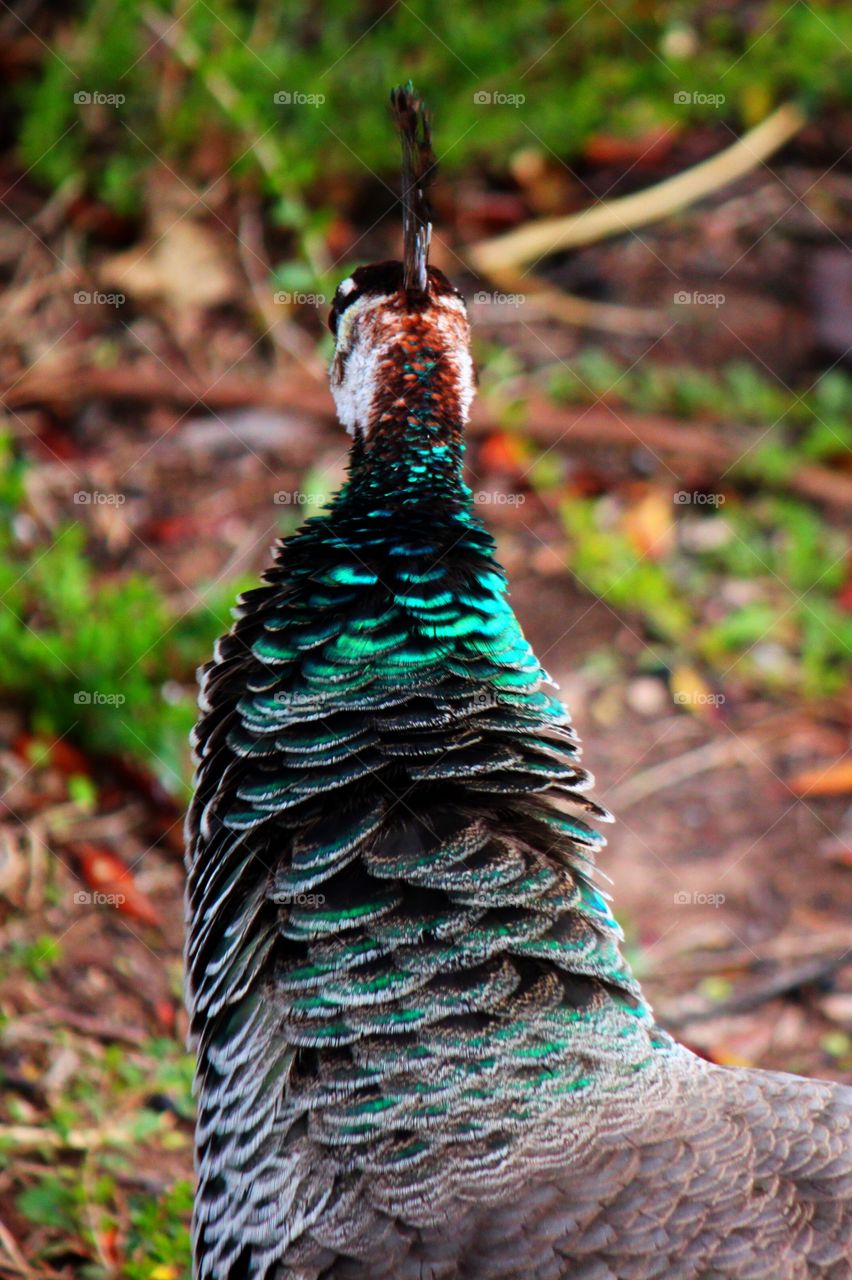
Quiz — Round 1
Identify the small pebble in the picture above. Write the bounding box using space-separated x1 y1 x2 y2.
626 675 667 717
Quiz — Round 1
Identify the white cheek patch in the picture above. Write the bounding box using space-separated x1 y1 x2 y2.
331 336 391 436
337 277 356 298
330 292 395 436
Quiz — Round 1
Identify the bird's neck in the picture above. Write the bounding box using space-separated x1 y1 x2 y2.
349 413 467 508
336 311 475 508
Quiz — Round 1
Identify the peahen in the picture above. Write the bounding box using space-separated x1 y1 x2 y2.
185 86 852 1279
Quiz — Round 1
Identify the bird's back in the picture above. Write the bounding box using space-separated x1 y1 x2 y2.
311 1062 851 1279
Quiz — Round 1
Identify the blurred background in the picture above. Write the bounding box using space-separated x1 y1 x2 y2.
0 2 850 1275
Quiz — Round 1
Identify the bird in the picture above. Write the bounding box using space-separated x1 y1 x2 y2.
185 85 852 1280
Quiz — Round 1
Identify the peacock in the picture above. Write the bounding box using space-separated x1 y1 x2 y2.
185 86 852 1279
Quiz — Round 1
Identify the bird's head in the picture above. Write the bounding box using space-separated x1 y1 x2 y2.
327 86 475 449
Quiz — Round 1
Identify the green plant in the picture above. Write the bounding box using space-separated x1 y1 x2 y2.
548 356 852 488
124 1179 193 1280
14 1168 192 1278
12 1 852 223
0 436 246 791
559 490 850 700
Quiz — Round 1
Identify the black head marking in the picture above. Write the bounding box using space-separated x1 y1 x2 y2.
328 262 463 337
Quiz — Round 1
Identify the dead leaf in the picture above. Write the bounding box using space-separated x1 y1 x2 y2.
70 841 161 927
101 218 237 313
621 490 675 559
670 664 724 722
479 432 528 474
788 759 852 796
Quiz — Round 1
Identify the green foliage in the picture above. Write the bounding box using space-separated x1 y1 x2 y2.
2 935 62 982
549 356 852 485
16 1175 78 1234
561 499 692 644
15 1168 192 1278
551 354 851 444
12 1 852 219
124 1179 192 1279
548 352 849 698
560 491 850 700
9 1033 194 1276
0 437 244 792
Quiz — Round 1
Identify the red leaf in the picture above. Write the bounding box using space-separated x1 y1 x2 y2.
479 433 527 475
71 841 162 927
13 734 94 778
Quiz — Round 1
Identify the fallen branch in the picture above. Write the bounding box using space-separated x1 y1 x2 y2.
0 1115 171 1153
603 736 751 812
477 285 666 335
661 952 851 1029
5 363 851 507
466 105 805 334
649 930 852 979
468 104 806 277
